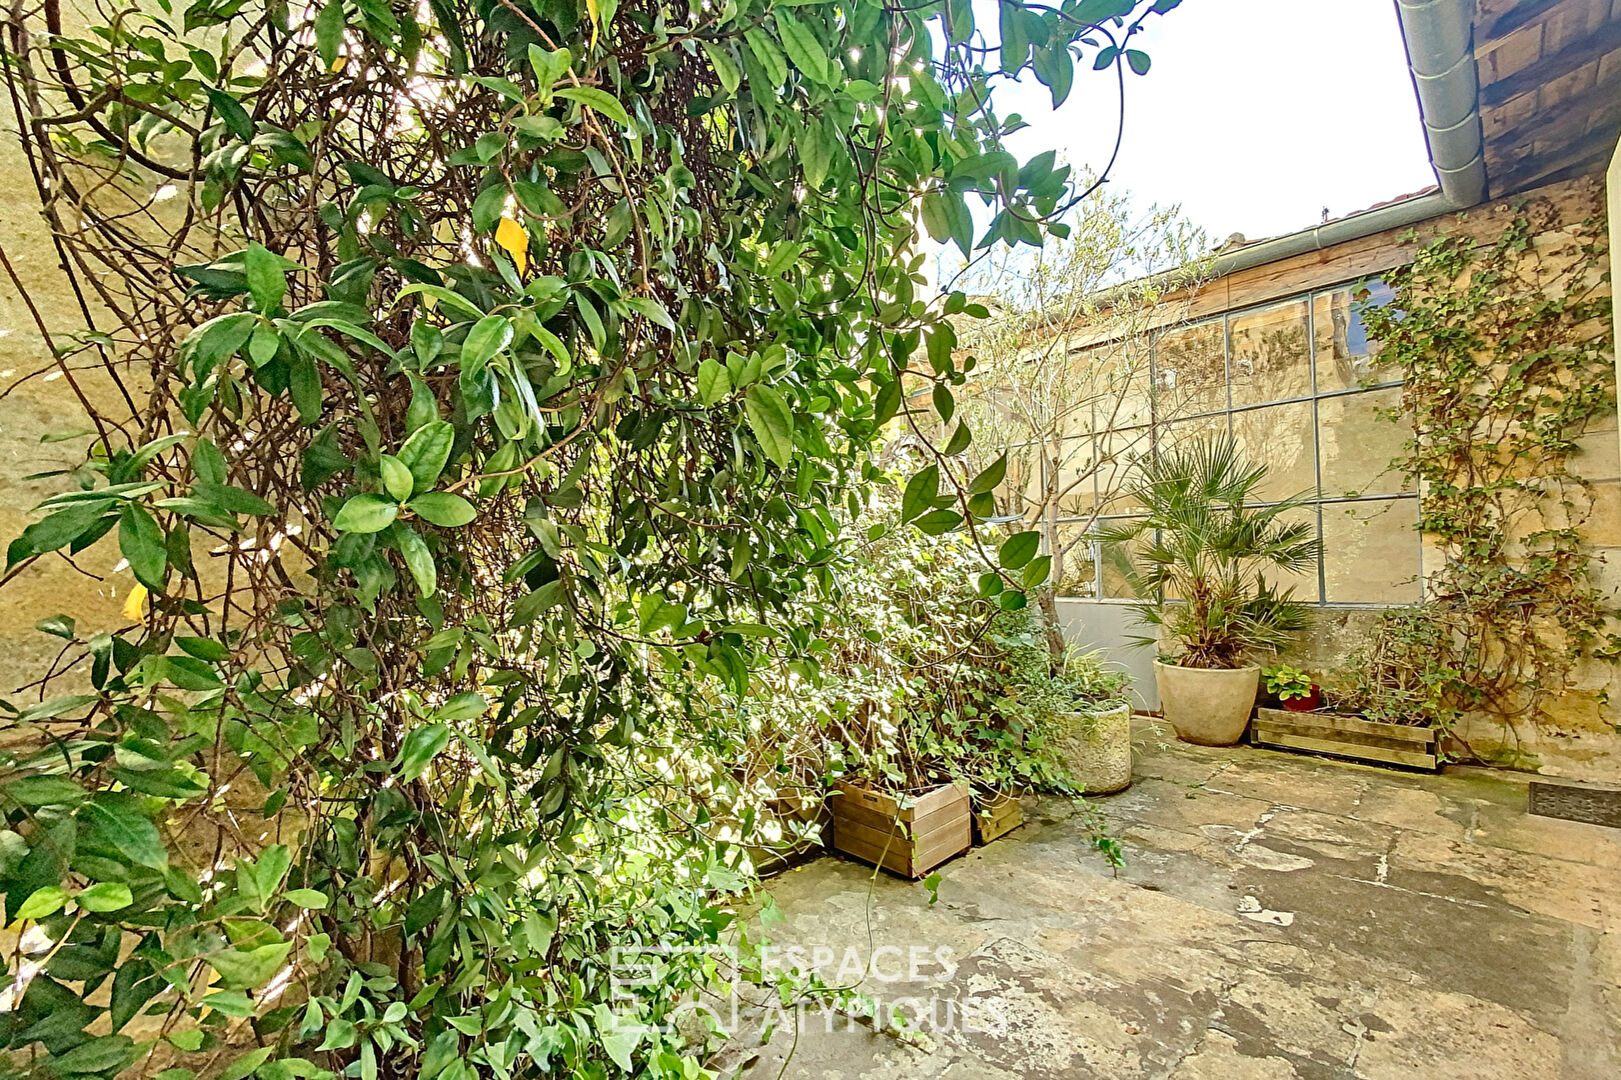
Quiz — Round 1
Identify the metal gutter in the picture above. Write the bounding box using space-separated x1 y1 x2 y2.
1395 0 1487 206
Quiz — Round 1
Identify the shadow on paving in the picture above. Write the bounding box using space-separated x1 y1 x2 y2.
708 724 1621 1080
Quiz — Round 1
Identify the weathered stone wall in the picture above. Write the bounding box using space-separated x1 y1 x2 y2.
1055 178 1621 781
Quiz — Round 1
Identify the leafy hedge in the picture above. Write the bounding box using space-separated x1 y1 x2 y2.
0 1 1180 1077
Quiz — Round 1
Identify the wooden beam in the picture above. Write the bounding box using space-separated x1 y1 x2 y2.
1487 63 1621 151
1483 0 1564 41
1480 18 1621 109
1492 136 1617 197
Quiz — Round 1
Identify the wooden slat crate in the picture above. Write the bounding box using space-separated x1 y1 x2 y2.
830 782 971 878
972 792 1024 845
1251 708 1438 771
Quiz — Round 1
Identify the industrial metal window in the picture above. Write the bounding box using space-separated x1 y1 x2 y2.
1052 278 1423 607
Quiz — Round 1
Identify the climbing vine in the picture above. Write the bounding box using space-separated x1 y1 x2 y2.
1361 196 1620 741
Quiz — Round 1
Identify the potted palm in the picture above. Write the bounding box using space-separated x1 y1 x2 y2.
1100 436 1320 746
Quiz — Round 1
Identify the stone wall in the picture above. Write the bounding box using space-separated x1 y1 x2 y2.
1054 178 1621 782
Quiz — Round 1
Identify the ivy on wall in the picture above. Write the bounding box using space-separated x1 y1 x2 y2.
1361 196 1620 741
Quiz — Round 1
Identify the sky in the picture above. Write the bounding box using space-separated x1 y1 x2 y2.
993 0 1438 245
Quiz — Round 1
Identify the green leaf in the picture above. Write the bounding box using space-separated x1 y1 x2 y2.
396 525 436 596
119 503 168 589
397 420 455 493
333 493 399 533
285 888 329 909
1126 49 1151 75
52 1036 136 1076
183 312 256 375
379 454 414 503
436 692 488 721
409 491 477 528
78 795 169 869
697 358 731 407
77 882 134 912
969 454 1008 494
775 11 830 84
743 385 794 468
17 885 68 919
244 242 287 311
35 614 76 639
554 86 631 128
901 465 940 524
398 723 452 781
208 943 292 989
205 86 254 140
744 29 788 88
314 0 345 70
6 775 86 806
461 315 513 367
999 530 1041 571
1022 554 1053 589
999 1 1030 73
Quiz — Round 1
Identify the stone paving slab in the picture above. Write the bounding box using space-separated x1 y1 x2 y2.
713 723 1621 1079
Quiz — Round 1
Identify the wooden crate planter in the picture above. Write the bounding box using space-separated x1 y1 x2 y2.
1251 707 1438 770
830 781 971 878
972 792 1024 845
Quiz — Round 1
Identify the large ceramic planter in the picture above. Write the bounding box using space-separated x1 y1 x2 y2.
1054 703 1133 794
1154 661 1258 746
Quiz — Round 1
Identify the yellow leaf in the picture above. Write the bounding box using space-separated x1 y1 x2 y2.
495 215 529 275
330 55 347 74
585 0 599 48
123 582 148 621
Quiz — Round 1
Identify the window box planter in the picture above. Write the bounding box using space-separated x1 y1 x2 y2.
830 781 971 878
1251 707 1438 771
971 791 1024 845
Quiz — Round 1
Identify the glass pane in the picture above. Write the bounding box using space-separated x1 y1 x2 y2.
1232 401 1317 502
1077 337 1154 430
998 443 1044 518
1229 299 1311 406
1051 521 1098 598
1052 435 1098 517
1153 320 1226 419
1098 517 1150 599
1156 413 1228 459
1313 279 1398 392
1323 498 1421 603
1318 386 1412 497
1095 426 1154 513
1257 505 1321 603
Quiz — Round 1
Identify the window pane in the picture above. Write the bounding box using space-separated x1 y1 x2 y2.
1323 498 1421 603
1078 338 1154 429
997 444 1044 518
1153 320 1226 418
1232 401 1318 502
1098 518 1151 599
1051 521 1098 598
1313 280 1398 392
1052 435 1097 517
1229 299 1311 406
1257 505 1321 603
1318 386 1412 497
1095 426 1154 513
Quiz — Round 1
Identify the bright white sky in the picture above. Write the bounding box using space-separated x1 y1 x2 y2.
994 0 1438 243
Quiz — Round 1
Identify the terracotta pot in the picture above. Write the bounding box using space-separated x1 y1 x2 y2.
1281 687 1322 712
1154 661 1259 746
1054 703 1133 794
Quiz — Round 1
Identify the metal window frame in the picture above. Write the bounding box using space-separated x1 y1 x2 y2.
1045 276 1425 608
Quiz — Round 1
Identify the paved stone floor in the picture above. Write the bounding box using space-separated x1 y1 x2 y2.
714 723 1621 1079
